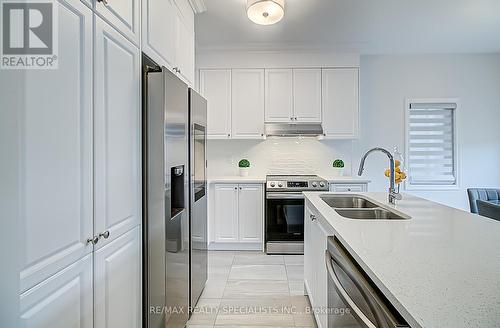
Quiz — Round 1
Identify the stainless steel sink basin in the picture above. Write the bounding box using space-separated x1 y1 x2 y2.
335 208 409 220
320 195 411 220
321 196 378 209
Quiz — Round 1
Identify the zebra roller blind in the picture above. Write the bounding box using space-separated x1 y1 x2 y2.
408 102 457 187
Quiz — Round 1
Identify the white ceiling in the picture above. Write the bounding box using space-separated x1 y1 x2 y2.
195 0 500 54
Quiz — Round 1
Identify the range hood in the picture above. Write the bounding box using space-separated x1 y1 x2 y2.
265 123 324 137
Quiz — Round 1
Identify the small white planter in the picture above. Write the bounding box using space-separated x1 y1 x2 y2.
239 167 249 177
331 167 344 177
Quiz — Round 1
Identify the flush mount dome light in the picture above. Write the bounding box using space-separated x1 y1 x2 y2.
247 0 285 25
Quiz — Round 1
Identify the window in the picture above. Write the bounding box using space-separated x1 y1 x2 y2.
406 100 458 190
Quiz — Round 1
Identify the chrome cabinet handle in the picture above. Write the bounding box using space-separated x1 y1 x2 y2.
294 117 298 121
99 230 110 239
310 214 316 221
86 235 99 245
97 0 108 5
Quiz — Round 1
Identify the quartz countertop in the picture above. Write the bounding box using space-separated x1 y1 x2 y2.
303 191 500 328
320 176 371 183
207 175 370 184
208 176 266 183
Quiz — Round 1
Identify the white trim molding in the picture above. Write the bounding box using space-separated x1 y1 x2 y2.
188 0 207 13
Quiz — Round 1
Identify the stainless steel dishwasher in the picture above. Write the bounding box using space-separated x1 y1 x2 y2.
325 236 410 328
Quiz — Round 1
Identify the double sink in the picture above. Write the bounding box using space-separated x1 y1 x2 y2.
321 195 411 220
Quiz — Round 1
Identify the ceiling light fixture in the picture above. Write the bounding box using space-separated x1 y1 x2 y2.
246 0 285 25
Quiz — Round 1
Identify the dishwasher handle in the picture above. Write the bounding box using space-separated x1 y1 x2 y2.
325 250 389 328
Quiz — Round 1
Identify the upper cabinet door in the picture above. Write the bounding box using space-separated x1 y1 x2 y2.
238 184 263 243
20 255 93 328
174 10 195 85
141 0 176 69
95 0 140 46
20 0 93 293
214 184 239 242
94 227 141 328
200 70 232 138
232 69 265 138
293 69 322 122
322 68 359 138
94 17 141 249
265 69 293 122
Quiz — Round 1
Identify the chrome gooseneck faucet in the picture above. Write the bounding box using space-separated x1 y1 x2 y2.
358 147 402 204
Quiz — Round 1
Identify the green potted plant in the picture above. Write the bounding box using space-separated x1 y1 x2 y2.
238 159 250 177
332 159 345 177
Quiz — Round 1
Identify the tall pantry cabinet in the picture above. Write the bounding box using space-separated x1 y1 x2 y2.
18 0 197 326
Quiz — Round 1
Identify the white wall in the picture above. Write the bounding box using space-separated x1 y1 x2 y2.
204 53 500 210
356 54 500 210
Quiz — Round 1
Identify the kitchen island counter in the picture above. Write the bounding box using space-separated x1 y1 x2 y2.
303 191 500 328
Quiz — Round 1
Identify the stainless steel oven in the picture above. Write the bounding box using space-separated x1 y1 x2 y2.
265 175 328 254
325 236 409 328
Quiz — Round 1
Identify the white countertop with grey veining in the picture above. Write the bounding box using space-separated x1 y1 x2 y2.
303 191 500 328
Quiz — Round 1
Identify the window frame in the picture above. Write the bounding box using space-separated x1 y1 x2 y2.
404 98 460 191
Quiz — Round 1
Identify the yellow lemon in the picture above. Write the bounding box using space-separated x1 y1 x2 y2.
395 160 401 167
384 169 391 177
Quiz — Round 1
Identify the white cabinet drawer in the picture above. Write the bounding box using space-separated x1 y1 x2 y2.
330 184 367 192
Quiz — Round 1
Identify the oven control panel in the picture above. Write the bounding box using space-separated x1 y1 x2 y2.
267 181 286 189
287 181 308 188
266 178 329 191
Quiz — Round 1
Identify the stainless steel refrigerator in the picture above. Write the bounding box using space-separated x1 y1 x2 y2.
142 54 207 328
188 89 208 312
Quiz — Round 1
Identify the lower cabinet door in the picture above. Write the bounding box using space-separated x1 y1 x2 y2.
214 184 239 242
314 221 329 328
303 205 315 301
94 227 141 328
238 184 263 243
20 254 93 328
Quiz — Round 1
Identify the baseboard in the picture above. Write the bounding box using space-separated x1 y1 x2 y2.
208 242 263 251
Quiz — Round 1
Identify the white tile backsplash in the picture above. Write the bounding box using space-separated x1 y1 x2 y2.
207 138 354 177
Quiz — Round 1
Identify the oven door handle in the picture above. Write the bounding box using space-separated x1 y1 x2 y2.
266 192 304 200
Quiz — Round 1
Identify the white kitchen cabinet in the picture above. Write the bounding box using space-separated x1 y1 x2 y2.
238 184 264 242
322 68 359 138
95 0 140 46
19 254 93 328
214 184 239 242
141 0 195 85
330 183 368 192
265 68 321 123
293 69 322 122
94 227 141 328
304 204 332 328
265 69 293 122
174 7 195 84
232 69 266 139
94 17 141 249
20 0 93 293
141 0 176 69
212 183 264 248
200 69 232 138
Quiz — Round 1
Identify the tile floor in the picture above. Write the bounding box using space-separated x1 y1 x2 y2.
187 251 317 328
